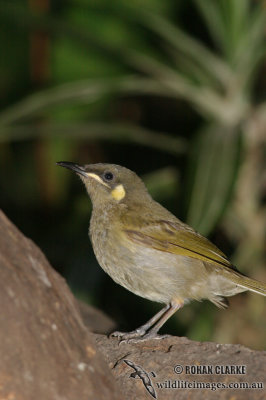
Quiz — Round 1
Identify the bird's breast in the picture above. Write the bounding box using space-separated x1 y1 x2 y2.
89 210 205 304
90 211 133 277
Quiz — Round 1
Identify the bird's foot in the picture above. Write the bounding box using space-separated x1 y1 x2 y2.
124 332 170 344
110 328 146 342
110 329 170 344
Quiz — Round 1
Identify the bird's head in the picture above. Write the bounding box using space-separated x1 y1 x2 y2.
56 162 150 208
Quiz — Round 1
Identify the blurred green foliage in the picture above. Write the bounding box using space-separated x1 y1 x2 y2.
0 0 265 349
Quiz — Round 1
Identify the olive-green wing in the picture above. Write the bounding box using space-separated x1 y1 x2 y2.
124 219 232 268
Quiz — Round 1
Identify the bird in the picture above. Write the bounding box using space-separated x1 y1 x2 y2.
57 161 266 342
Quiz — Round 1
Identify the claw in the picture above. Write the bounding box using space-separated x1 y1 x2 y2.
110 329 170 344
110 328 146 340
109 331 124 338
124 333 170 344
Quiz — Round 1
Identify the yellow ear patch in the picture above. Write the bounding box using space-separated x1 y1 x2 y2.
111 184 126 201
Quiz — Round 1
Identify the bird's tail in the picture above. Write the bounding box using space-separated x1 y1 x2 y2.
226 269 266 296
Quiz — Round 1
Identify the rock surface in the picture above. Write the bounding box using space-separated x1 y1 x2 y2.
96 334 265 400
0 210 122 400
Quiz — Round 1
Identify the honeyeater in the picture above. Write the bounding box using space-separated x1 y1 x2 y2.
57 162 266 342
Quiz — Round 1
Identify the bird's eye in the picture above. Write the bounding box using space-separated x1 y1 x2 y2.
103 171 114 181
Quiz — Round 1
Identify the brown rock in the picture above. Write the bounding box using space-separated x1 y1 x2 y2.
0 210 122 400
77 299 116 334
96 335 265 400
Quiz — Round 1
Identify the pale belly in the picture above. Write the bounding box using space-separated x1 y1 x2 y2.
89 223 228 305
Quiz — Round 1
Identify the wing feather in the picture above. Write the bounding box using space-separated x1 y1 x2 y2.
124 219 232 268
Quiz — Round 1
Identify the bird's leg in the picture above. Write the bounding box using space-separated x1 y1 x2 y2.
111 300 183 343
110 304 170 340
139 300 183 341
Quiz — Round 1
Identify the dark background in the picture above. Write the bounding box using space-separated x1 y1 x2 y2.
0 0 265 349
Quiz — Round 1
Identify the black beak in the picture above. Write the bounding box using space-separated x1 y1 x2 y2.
56 161 88 178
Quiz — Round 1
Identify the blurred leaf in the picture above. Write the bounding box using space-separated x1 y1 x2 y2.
194 0 227 53
0 76 173 124
0 122 186 156
195 0 249 61
0 1 164 77
0 1 124 67
0 69 249 127
195 0 266 71
185 124 241 235
114 4 233 86
2 1 264 127
234 9 266 85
